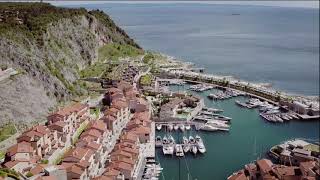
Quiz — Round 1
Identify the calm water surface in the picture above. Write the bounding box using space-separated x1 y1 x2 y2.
158 84 319 180
72 3 320 96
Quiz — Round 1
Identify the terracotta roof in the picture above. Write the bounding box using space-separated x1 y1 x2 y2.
76 160 90 169
35 176 58 180
122 132 138 143
274 166 296 177
103 168 121 177
4 160 20 168
90 120 107 132
132 126 151 135
81 129 102 139
64 147 90 161
112 150 132 159
115 161 133 171
66 164 84 176
30 164 45 175
53 103 88 117
257 159 273 174
93 175 114 180
7 141 33 156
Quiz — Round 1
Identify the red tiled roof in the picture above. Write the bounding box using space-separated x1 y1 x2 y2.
90 120 107 132
81 129 102 139
52 103 88 117
257 159 273 174
7 141 33 156
4 160 20 168
66 164 84 176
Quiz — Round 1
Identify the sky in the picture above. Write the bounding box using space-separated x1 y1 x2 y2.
47 1 319 9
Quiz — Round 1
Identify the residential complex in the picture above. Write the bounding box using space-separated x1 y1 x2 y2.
1 80 153 180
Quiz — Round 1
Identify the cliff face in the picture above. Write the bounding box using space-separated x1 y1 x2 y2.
0 3 141 126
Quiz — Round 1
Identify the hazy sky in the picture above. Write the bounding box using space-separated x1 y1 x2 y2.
48 1 319 9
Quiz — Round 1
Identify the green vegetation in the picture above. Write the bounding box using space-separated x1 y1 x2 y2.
0 168 20 179
25 172 33 178
90 10 141 49
142 53 156 64
79 62 108 78
80 43 142 79
90 107 100 117
45 60 77 95
140 74 153 86
304 144 320 153
0 151 5 160
0 3 86 43
40 159 49 164
0 122 17 142
72 121 88 145
98 43 143 62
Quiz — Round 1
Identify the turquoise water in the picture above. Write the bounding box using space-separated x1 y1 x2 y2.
155 84 319 180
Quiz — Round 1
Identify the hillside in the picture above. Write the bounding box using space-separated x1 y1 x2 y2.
0 3 142 128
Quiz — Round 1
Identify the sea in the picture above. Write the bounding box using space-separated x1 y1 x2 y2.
61 2 319 180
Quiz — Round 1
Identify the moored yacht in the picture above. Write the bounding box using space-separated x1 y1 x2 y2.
162 135 168 144
156 124 162 131
155 136 162 147
167 124 173 131
179 124 185 132
175 144 184 157
195 135 206 154
173 124 179 131
168 135 175 144
182 136 190 153
189 136 195 144
192 145 198 155
185 124 191 130
162 145 174 155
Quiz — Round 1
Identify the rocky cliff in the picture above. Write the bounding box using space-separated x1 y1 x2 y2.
0 3 141 127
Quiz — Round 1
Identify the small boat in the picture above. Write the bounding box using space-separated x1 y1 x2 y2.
168 135 175 144
175 144 184 157
163 145 174 155
162 135 168 144
156 124 162 131
168 124 173 131
195 135 206 153
185 124 191 130
174 124 179 131
200 124 219 131
192 145 198 155
179 124 185 132
155 136 162 147
182 136 190 153
189 136 195 144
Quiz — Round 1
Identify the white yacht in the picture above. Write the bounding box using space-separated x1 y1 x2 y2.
189 136 195 144
175 144 184 157
162 135 168 144
192 145 198 155
200 124 219 131
185 124 191 130
162 145 174 155
156 124 162 131
195 135 206 154
167 124 173 131
168 135 175 144
182 136 190 153
179 124 185 132
173 124 179 131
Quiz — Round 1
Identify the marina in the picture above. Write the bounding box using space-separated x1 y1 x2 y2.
155 83 319 180
155 134 207 157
